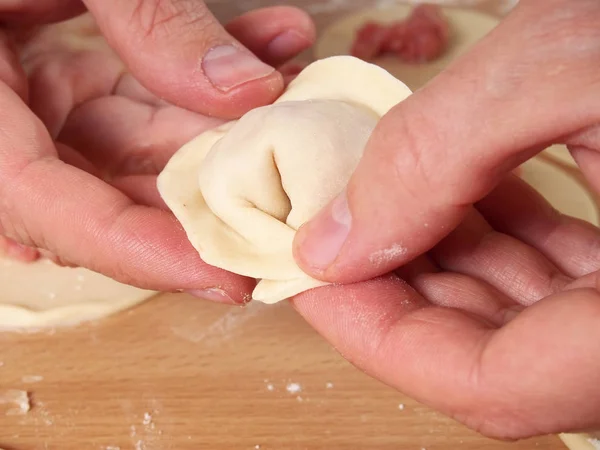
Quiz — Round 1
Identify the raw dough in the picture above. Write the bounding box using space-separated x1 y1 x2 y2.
543 144 578 168
157 56 412 304
0 257 155 329
519 158 599 225
561 432 600 450
315 5 499 90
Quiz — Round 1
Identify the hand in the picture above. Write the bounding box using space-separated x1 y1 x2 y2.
0 1 315 304
292 0 600 439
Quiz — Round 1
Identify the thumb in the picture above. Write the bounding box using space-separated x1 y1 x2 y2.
294 0 600 283
82 0 282 118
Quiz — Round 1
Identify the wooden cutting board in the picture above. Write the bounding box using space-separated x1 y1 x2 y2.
0 294 565 450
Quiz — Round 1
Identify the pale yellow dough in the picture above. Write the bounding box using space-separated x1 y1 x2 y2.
157 56 412 304
561 432 600 450
520 158 599 225
0 257 155 329
315 5 499 90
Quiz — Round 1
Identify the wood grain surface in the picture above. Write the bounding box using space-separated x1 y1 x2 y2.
0 294 566 450
0 1 581 449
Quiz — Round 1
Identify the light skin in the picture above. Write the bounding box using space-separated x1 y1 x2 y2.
2 0 599 441
293 0 600 440
0 0 314 304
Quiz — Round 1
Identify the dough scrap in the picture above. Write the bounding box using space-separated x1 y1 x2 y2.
0 257 156 329
157 56 412 304
315 5 499 90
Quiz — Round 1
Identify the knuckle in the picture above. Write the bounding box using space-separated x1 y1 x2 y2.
129 0 215 43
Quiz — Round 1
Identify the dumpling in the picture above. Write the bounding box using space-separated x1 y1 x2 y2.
157 56 412 303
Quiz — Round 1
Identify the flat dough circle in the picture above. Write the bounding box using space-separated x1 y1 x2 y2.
560 433 600 450
315 5 499 90
519 158 599 225
543 144 577 168
0 257 155 329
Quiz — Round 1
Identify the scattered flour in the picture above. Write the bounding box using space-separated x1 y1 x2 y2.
368 243 407 268
266 384 274 392
286 383 302 394
398 403 405 411
325 382 334 389
171 300 265 345
142 412 152 426
22 375 44 383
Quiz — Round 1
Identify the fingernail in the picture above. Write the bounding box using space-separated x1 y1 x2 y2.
297 191 351 271
268 31 310 60
203 45 275 92
186 288 238 305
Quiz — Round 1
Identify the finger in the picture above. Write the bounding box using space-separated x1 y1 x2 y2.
477 174 600 278
294 280 600 438
0 0 85 25
279 61 306 87
0 31 27 100
569 123 600 194
0 236 40 262
110 174 168 210
225 6 315 67
431 209 572 305
25 47 125 138
55 142 99 176
58 95 222 176
82 0 285 119
0 81 254 304
293 0 600 282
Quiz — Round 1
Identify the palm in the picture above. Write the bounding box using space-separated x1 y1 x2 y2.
294 174 600 439
21 14 224 204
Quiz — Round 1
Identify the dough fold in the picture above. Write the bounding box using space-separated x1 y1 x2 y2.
157 56 412 303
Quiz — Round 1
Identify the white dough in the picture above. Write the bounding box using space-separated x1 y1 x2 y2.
561 432 600 450
315 5 499 90
520 158 599 225
157 56 412 304
0 257 155 329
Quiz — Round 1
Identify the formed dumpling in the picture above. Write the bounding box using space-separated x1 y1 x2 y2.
157 56 412 303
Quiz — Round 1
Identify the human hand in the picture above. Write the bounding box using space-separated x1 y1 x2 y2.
292 0 600 439
0 1 314 304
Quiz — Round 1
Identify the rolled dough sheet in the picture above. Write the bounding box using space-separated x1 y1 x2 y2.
315 5 499 90
0 257 156 329
520 158 599 225
543 144 578 168
561 433 600 450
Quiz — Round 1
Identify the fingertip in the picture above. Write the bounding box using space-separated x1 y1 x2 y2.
186 287 251 306
226 6 316 66
293 191 352 279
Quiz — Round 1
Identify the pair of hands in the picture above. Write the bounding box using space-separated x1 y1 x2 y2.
1 0 599 441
